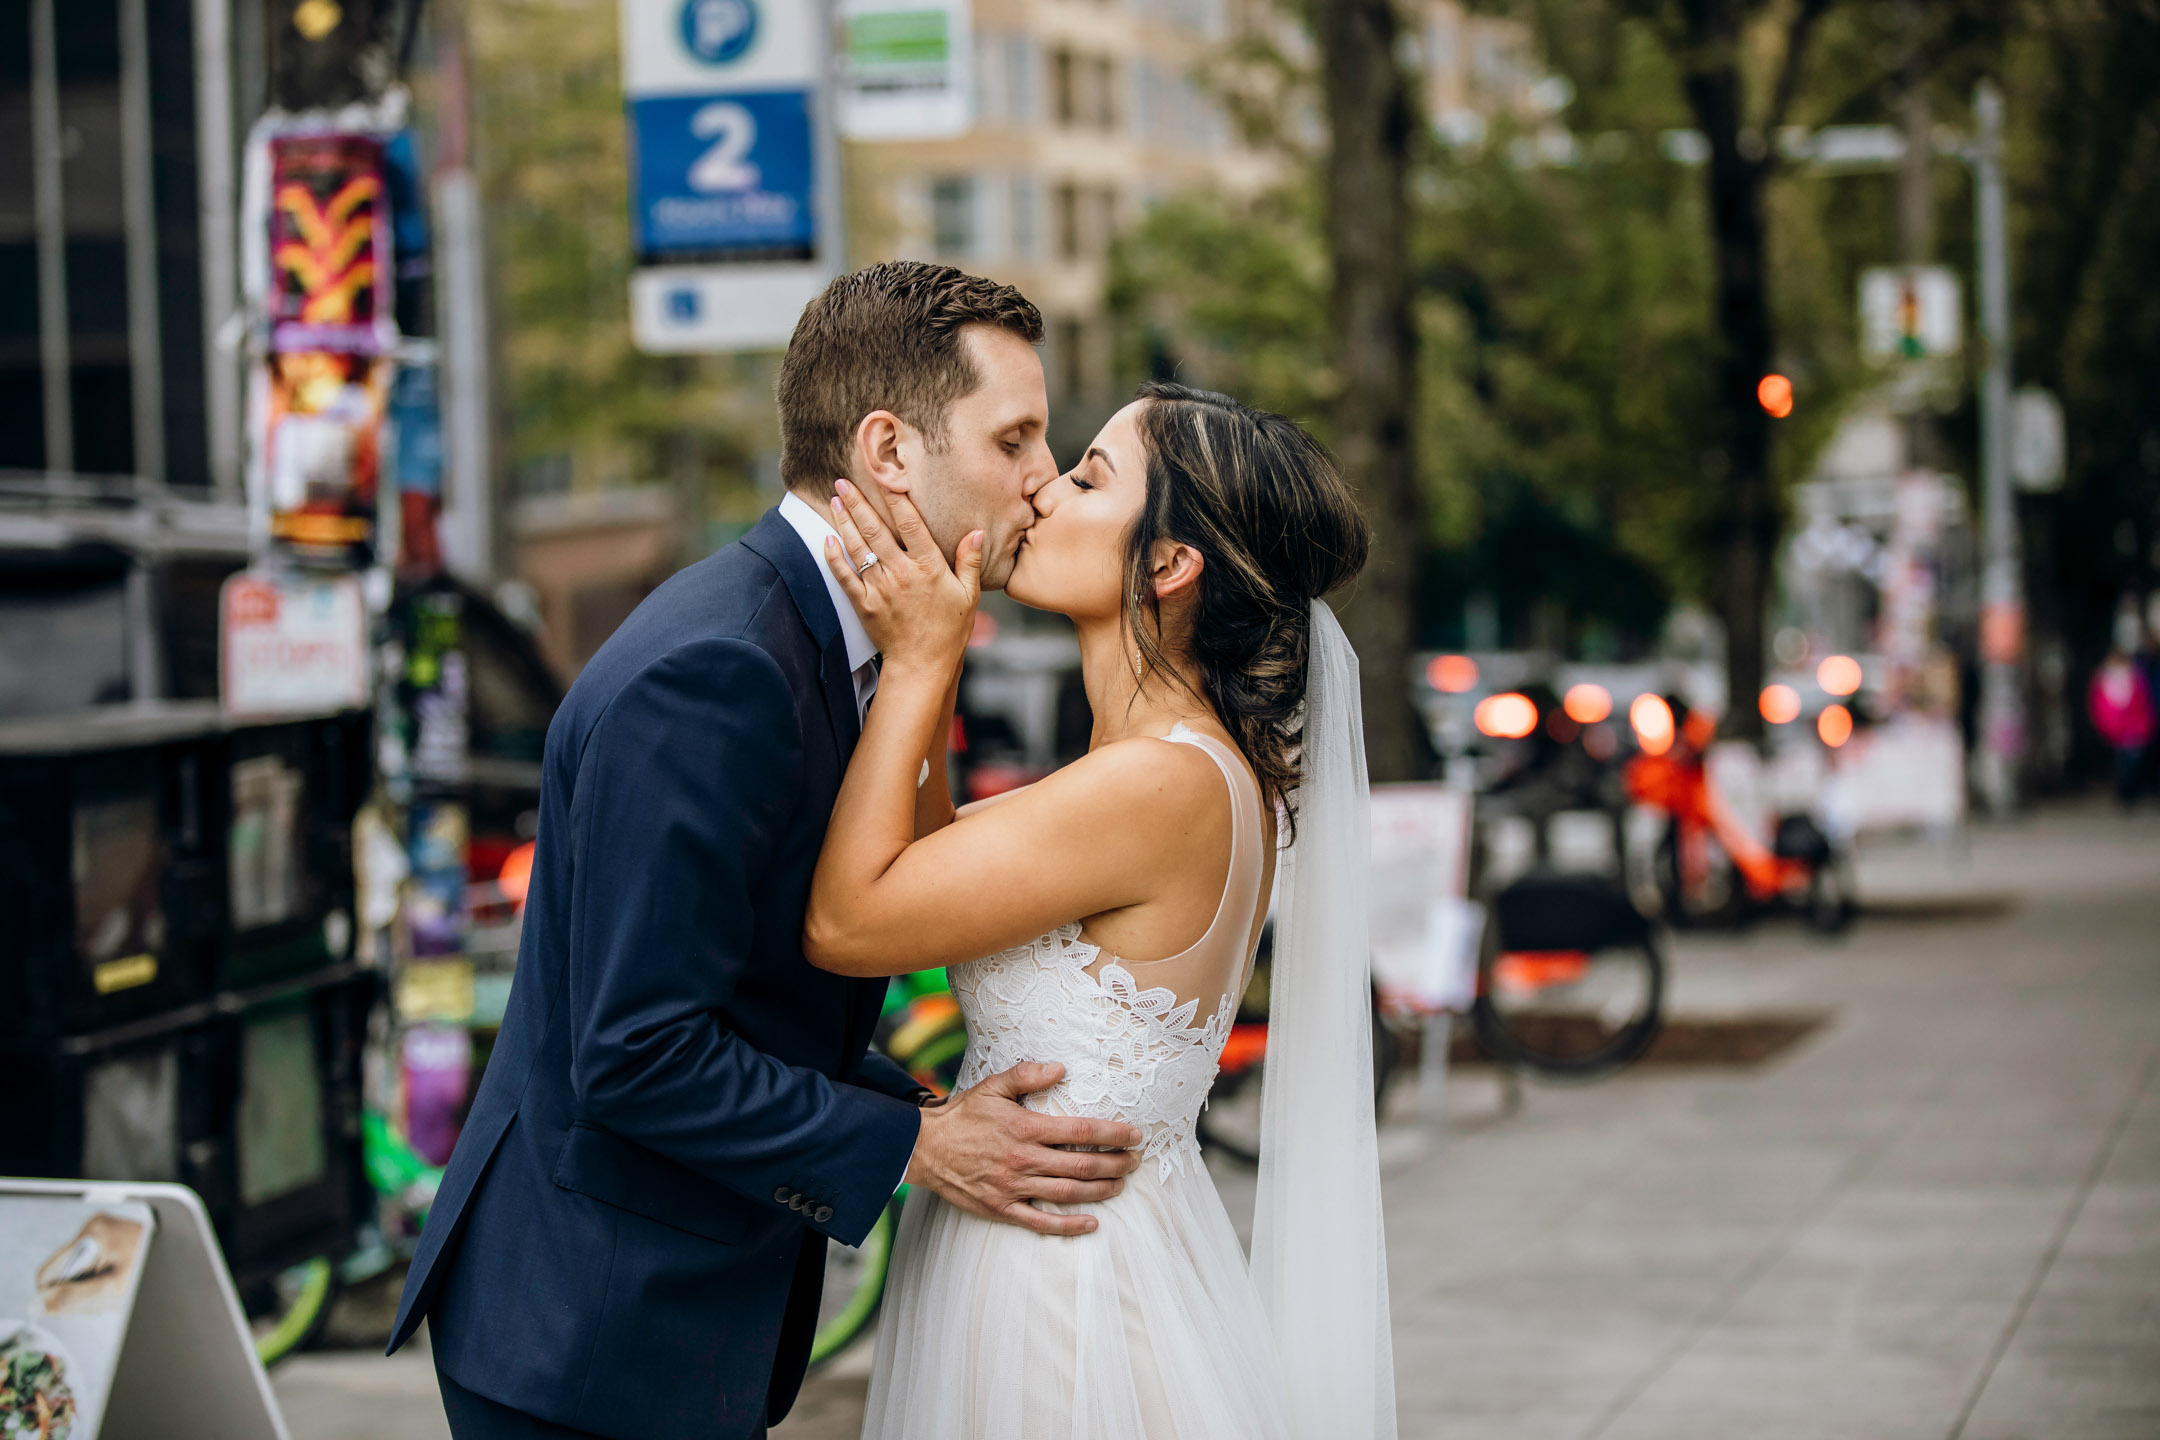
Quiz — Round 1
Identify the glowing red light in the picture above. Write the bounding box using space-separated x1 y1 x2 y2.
1818 703 1854 747
1816 654 1861 696
1563 683 1612 724
1757 373 1794 418
1475 692 1539 739
1759 683 1802 725
498 841 536 907
1427 653 1479 693
1630 693 1675 756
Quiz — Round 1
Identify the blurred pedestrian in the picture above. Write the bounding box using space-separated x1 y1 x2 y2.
2087 646 2154 806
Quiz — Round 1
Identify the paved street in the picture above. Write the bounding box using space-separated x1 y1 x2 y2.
276 801 2160 1440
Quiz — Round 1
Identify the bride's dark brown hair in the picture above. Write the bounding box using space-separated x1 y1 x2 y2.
1124 381 1369 829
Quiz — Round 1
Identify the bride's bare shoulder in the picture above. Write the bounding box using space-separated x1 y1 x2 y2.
951 738 1226 863
1030 732 1225 817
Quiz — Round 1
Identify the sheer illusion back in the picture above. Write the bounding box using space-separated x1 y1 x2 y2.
862 724 1296 1440
950 724 1269 1178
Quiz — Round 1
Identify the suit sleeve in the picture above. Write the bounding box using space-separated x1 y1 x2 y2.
566 637 918 1247
853 1047 928 1103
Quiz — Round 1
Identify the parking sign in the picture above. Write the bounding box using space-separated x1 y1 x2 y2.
621 0 838 351
630 89 816 258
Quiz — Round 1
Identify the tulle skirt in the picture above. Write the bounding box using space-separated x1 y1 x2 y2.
859 1147 1292 1440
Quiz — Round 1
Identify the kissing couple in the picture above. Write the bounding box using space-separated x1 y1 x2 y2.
389 262 1396 1440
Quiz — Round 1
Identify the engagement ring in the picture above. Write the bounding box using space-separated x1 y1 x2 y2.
856 553 879 573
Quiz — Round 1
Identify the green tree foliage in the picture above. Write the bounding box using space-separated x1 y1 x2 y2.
468 0 765 518
1107 187 1333 429
2009 0 2160 658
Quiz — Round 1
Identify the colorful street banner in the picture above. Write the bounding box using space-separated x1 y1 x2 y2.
267 133 398 356
251 348 389 566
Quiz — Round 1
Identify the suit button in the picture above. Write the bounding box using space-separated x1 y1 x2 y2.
773 1185 793 1204
789 1194 810 1212
813 1205 834 1224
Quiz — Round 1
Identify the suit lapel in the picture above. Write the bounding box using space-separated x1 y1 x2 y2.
744 507 882 1062
742 506 860 764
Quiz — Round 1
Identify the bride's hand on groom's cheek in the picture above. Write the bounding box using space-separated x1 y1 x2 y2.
903 1062 1143 1238
823 477 983 675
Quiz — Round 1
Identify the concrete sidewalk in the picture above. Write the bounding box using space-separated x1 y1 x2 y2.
1374 801 2160 1440
277 802 2160 1439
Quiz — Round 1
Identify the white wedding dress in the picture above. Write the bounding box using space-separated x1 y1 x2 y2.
859 724 1293 1439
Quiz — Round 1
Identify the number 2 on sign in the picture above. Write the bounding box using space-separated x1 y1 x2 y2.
689 101 760 193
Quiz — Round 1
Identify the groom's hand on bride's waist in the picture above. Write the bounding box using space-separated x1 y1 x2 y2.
903 1062 1142 1237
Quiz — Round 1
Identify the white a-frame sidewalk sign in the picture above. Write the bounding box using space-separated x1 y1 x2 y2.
623 0 843 352
0 1180 288 1440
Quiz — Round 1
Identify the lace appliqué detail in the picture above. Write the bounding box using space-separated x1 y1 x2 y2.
950 923 1237 1180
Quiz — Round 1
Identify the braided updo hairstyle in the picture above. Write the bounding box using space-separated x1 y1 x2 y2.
1125 381 1369 833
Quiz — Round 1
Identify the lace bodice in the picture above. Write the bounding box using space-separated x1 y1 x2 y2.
947 727 1265 1179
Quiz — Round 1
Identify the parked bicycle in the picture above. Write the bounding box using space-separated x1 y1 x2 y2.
1624 696 1854 932
1470 870 1666 1077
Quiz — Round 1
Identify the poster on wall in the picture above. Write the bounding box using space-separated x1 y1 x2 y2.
267 133 397 355
242 116 403 569
252 350 390 567
0 1197 155 1440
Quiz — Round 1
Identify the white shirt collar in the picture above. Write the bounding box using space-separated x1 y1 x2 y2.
777 490 878 675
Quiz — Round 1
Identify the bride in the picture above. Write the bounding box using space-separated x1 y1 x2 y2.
804 381 1395 1440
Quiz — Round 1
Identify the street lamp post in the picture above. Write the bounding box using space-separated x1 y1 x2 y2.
1970 80 2022 815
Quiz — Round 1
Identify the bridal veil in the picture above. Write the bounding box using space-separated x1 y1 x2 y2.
1250 600 1398 1439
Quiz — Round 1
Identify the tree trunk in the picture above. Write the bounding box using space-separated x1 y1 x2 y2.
1681 26 1776 743
1316 0 1425 781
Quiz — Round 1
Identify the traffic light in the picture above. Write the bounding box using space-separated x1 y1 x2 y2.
1757 374 1794 419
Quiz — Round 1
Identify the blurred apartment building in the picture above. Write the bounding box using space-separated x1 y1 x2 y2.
511 0 1544 677
843 0 1540 453
843 0 1269 453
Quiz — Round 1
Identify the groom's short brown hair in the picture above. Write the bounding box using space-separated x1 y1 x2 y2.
776 261 1044 497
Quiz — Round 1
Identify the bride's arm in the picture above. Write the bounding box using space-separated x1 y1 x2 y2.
804 482 1213 977
910 667 962 840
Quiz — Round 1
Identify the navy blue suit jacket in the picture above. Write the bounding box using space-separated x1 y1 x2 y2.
388 507 923 1438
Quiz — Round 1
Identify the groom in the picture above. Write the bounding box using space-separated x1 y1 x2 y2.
388 262 1144 1439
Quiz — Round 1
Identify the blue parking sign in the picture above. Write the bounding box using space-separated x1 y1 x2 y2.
628 88 815 259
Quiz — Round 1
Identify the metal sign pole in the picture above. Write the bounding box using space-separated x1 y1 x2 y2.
1971 80 2023 815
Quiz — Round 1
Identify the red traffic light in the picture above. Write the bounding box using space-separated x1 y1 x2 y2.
1757 374 1794 418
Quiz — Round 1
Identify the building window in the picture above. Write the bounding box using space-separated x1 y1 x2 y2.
1010 176 1040 261
1 0 213 485
1052 47 1076 126
1091 187 1119 254
1054 317 1086 403
1006 36 1036 124
1089 56 1117 130
931 176 976 258
1053 183 1080 262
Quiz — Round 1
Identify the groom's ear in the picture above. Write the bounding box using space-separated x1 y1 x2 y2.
852 409 920 497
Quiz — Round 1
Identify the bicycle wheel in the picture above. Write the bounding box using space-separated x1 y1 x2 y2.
1654 824 1748 928
1195 988 1395 1166
249 1256 338 1367
810 1196 900 1367
1471 928 1665 1078
1805 852 1857 933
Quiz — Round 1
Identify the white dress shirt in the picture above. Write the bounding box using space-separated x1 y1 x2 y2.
778 489 881 720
